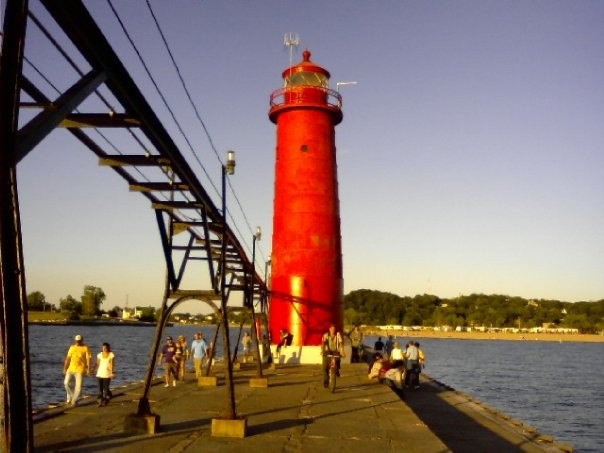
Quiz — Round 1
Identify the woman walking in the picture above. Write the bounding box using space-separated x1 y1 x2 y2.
95 342 115 407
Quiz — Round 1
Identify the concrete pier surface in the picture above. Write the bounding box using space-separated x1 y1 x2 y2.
33 363 572 452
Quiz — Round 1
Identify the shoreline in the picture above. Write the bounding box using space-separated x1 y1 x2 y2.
28 319 173 327
28 319 604 343
364 328 604 343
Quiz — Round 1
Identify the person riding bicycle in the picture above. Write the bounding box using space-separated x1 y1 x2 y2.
321 324 345 388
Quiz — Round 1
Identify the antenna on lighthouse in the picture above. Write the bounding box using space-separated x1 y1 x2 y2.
283 33 300 83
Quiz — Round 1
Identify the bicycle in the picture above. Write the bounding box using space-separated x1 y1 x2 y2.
325 353 341 393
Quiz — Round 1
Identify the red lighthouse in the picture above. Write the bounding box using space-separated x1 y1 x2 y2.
268 50 344 347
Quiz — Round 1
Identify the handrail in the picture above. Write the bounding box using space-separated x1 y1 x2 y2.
270 86 342 109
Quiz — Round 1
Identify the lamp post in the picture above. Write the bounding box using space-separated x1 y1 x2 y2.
220 150 236 419
250 226 264 376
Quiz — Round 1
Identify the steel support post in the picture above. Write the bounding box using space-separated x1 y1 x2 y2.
0 0 34 451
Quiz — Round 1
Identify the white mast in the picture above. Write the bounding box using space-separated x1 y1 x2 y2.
283 33 300 86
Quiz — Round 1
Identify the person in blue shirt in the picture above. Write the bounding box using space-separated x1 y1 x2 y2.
190 332 208 378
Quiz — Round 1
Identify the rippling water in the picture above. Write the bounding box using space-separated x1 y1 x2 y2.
366 336 604 453
28 326 603 452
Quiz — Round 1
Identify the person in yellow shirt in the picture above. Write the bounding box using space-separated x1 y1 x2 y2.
63 334 92 406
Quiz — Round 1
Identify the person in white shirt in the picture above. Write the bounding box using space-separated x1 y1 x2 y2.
94 342 115 407
404 341 420 388
321 324 345 388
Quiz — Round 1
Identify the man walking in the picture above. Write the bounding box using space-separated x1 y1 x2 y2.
404 341 420 389
348 324 364 363
63 334 92 406
321 324 345 388
159 336 179 387
190 332 208 378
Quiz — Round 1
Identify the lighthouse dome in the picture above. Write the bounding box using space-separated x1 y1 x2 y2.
282 50 330 88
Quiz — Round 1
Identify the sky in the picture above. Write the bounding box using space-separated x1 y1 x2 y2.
9 0 604 312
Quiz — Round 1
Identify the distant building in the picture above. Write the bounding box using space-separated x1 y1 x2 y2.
122 307 143 320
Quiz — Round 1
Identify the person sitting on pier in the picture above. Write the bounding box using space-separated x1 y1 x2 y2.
321 324 345 388
368 352 404 393
390 341 404 366
276 328 292 355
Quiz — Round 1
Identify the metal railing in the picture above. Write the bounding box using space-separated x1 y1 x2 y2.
270 86 342 109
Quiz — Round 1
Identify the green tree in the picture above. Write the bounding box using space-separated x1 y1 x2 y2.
27 291 47 311
403 307 422 326
343 307 360 325
81 285 106 317
343 289 603 333
139 306 157 322
60 295 81 314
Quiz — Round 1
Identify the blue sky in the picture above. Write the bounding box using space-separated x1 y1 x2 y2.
13 0 604 312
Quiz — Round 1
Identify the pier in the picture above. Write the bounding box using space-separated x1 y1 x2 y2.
33 363 570 452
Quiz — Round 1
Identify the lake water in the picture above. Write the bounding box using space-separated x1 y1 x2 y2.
28 325 603 452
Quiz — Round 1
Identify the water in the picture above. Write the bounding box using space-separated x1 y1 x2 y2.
366 336 604 453
27 326 603 452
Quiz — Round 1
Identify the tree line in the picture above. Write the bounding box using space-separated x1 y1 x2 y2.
27 285 604 333
27 286 196 323
27 285 106 320
344 289 604 334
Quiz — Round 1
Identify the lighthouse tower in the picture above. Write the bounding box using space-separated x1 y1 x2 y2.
268 50 344 350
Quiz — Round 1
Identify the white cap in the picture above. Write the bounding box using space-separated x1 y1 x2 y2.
74 334 82 341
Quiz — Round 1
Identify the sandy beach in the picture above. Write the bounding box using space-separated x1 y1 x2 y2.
364 328 604 343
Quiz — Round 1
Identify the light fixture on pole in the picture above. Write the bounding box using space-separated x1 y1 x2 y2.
225 150 236 175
